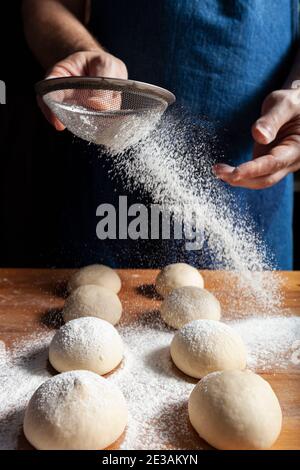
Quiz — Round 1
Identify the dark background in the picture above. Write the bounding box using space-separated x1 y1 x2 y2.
0 2 79 267
0 2 299 269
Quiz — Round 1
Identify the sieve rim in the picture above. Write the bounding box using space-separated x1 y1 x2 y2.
35 76 176 106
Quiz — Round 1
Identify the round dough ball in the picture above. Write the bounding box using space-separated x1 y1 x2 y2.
156 263 204 298
24 370 127 450
188 370 282 450
160 286 221 328
68 264 121 294
170 319 246 378
63 284 122 325
49 317 123 375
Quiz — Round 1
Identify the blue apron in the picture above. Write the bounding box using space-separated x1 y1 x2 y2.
62 0 297 269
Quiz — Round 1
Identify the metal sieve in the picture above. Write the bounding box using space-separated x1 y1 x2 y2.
35 76 176 152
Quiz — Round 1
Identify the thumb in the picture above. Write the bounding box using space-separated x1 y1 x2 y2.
252 91 295 145
37 95 66 131
88 55 106 77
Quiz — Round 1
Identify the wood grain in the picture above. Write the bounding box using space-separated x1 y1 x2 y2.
0 269 299 450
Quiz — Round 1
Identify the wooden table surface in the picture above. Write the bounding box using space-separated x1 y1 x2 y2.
0 268 300 450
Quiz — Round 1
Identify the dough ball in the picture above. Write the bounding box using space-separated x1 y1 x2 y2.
156 263 204 298
188 370 282 450
160 286 221 328
24 370 127 450
63 284 122 325
68 264 121 294
49 317 123 375
170 319 246 378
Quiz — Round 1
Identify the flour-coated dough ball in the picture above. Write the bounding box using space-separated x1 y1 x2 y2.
63 284 122 325
188 370 282 450
155 263 204 298
68 264 121 294
160 286 221 328
170 319 246 378
24 370 127 450
49 317 123 375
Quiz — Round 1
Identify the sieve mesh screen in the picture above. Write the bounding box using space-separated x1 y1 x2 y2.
36 77 175 152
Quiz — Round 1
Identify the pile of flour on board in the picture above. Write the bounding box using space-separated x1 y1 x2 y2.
103 110 283 314
0 333 54 450
1 313 300 450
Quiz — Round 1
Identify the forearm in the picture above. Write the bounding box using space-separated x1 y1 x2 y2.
22 0 101 70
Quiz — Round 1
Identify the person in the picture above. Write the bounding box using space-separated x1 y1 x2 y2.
22 0 300 269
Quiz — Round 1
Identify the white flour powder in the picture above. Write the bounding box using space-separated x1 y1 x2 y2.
0 104 294 449
1 313 299 450
0 332 54 450
51 103 283 313
106 111 283 314
230 316 300 371
46 99 161 152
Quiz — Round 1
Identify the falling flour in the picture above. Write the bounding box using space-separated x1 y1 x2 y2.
1 313 299 450
50 103 283 313
0 100 294 449
104 110 283 314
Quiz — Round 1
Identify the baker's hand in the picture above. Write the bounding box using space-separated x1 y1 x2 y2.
213 88 300 189
38 50 128 131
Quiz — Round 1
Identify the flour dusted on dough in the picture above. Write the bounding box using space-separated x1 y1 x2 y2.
68 264 121 294
63 284 122 325
49 317 124 375
161 286 221 328
188 370 282 450
23 370 128 450
1 313 298 450
156 263 204 298
171 319 246 378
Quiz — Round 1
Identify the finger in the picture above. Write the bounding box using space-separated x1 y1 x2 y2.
38 68 70 130
87 57 122 110
213 163 236 178
85 90 122 111
252 92 299 145
45 61 79 80
37 96 65 131
40 54 85 130
221 168 289 190
87 55 123 110
221 142 300 182
88 55 106 77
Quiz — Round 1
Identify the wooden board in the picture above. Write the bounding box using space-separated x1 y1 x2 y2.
0 268 299 450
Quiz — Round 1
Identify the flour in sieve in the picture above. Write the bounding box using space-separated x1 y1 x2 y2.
46 99 160 151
